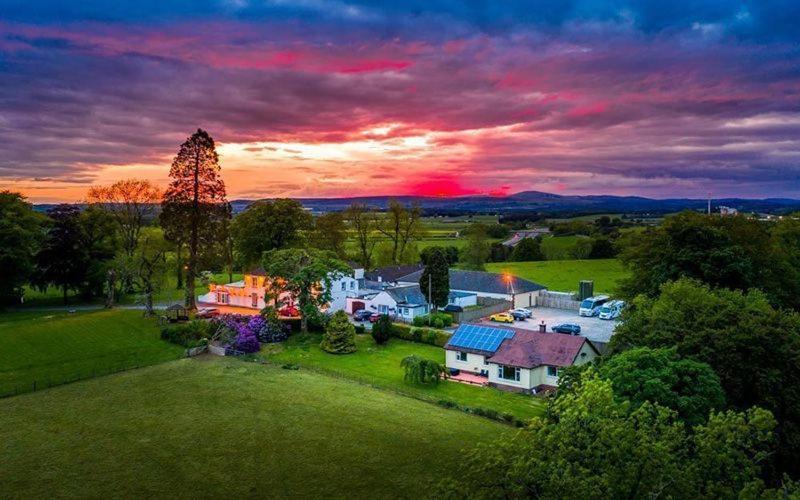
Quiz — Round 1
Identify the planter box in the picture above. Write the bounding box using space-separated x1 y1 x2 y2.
208 343 227 356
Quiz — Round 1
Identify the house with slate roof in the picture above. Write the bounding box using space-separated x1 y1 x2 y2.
345 284 431 321
444 323 599 394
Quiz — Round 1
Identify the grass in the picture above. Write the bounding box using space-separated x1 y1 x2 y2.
0 309 184 395
539 235 590 260
486 259 629 294
261 333 544 420
0 358 509 498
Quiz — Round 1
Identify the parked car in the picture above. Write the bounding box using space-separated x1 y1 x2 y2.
443 304 464 313
489 312 515 323
579 295 610 317
353 309 373 322
509 308 533 318
551 323 582 335
369 313 389 323
279 305 301 317
196 307 219 319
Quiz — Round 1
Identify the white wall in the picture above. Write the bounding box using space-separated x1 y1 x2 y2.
445 349 488 374
487 364 532 390
449 294 478 307
326 273 359 312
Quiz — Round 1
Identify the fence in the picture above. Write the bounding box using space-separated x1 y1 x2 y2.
537 291 581 310
451 297 513 324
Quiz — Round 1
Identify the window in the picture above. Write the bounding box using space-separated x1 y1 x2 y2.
217 292 229 304
456 351 468 362
341 282 346 291
498 365 520 382
251 293 258 308
350 281 355 290
547 366 558 377
251 277 258 287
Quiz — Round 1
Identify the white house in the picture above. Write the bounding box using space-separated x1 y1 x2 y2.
346 284 431 321
444 323 599 394
198 264 363 314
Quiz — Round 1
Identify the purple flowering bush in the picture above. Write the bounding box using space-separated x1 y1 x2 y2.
212 314 262 354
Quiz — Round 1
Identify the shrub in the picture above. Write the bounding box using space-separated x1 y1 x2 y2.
432 317 444 329
210 314 263 353
320 310 356 354
413 312 452 328
401 355 447 385
354 324 366 334
371 314 392 345
392 323 413 340
160 320 214 347
256 308 290 343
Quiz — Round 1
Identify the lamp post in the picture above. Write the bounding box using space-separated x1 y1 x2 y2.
504 273 515 309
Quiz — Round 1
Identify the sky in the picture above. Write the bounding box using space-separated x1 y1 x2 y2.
1 1 800 202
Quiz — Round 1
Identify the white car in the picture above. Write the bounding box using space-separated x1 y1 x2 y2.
509 308 533 319
598 300 624 320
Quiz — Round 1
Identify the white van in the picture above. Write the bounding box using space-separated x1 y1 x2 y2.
598 300 624 320
579 295 610 317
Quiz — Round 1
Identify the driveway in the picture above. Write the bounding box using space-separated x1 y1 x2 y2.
477 306 618 343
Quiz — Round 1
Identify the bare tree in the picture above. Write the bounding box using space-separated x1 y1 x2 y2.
87 179 161 257
345 203 378 270
377 200 423 265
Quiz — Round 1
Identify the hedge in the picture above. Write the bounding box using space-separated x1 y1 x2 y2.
390 323 451 347
160 320 215 347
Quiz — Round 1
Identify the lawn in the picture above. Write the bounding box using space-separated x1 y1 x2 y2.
0 309 184 395
262 333 544 420
0 358 509 498
486 258 629 294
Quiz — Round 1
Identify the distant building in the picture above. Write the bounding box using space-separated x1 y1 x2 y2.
502 228 551 247
719 206 738 216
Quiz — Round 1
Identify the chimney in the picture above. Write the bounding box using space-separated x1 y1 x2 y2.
539 320 546 333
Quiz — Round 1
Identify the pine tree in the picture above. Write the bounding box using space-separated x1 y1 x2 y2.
321 310 357 354
419 247 450 310
161 129 230 309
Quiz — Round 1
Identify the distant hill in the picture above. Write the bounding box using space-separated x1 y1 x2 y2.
35 191 800 216
229 191 800 215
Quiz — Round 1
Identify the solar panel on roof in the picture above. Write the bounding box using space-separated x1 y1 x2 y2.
448 324 515 353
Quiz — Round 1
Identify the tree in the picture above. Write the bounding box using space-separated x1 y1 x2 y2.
345 202 378 269
0 192 45 305
598 347 726 426
421 245 459 266
262 248 351 333
610 279 800 477
461 223 490 271
511 237 543 261
488 242 512 262
321 310 356 354
444 374 777 499
86 179 161 257
570 237 593 259
401 355 446 385
419 247 450 310
78 206 118 299
130 230 169 316
371 314 392 345
485 223 511 239
231 199 312 268
161 129 229 310
618 211 799 309
32 205 88 305
310 212 347 257
589 236 617 259
377 200 423 265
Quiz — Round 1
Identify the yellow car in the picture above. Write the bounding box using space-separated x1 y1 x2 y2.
489 312 514 323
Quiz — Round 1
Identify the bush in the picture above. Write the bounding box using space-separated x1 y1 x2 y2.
401 355 447 385
212 314 262 353
354 324 366 334
255 308 290 343
412 312 453 328
160 320 214 347
389 323 451 347
320 310 356 354
371 314 392 345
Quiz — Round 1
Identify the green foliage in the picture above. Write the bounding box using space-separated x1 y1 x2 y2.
444 374 777 499
78 206 118 299
510 237 543 261
419 247 450 309
371 314 392 345
611 278 800 477
412 312 453 328
597 347 725 425
391 323 451 347
569 236 593 259
320 310 356 354
232 199 312 267
589 236 617 259
309 211 347 257
401 355 446 385
461 222 490 271
420 245 459 266
160 320 215 347
0 192 45 305
263 248 351 332
485 223 511 239
618 210 800 309
32 205 89 304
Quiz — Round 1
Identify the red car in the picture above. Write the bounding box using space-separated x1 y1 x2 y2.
279 305 301 317
196 307 219 319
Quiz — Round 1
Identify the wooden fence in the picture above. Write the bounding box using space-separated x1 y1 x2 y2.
537 291 581 310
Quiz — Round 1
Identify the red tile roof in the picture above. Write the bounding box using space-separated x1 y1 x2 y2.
487 330 592 369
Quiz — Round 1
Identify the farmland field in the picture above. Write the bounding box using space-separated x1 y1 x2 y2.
0 310 183 395
486 258 629 294
0 358 508 499
262 333 544 420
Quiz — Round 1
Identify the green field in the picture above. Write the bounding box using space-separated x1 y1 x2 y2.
0 358 507 498
0 310 184 395
486 259 628 294
539 235 589 260
262 333 544 420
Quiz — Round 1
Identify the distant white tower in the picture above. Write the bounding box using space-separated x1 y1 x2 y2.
707 192 712 215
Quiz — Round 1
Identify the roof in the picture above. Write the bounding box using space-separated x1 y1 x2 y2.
365 264 424 283
445 323 516 356
383 285 428 307
448 290 476 299
399 269 546 295
488 330 593 369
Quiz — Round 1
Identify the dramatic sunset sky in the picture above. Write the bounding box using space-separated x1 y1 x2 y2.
1 1 799 202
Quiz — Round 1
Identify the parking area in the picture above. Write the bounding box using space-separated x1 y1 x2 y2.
477 306 618 343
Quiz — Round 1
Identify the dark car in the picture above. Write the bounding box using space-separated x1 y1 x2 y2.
443 304 463 313
510 311 528 321
353 309 372 321
551 323 582 335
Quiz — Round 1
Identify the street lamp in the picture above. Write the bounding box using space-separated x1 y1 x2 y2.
504 273 515 309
